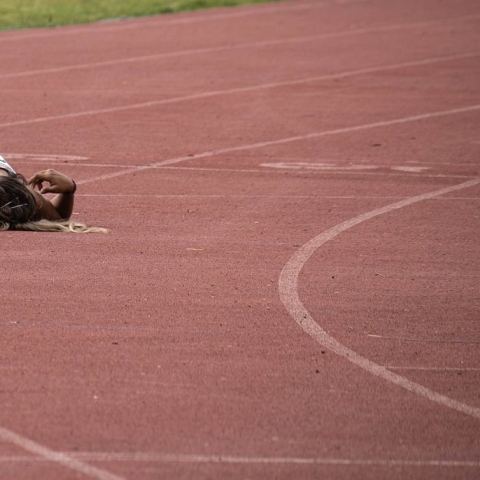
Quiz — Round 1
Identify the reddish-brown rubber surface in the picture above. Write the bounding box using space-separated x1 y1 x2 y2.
0 1 479 479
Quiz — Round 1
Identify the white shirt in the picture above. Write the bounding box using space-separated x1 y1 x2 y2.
0 155 16 176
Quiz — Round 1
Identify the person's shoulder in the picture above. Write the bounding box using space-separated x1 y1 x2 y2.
0 154 16 176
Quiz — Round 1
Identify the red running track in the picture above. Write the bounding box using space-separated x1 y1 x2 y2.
0 0 479 479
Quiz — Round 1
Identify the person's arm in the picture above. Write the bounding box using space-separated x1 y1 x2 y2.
50 191 75 220
28 169 76 220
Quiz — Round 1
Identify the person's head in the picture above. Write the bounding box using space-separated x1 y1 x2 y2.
0 174 38 228
0 174 106 233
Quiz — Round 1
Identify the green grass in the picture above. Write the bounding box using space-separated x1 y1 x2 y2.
0 0 278 30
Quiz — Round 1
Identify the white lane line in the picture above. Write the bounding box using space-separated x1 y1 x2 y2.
153 165 476 179
10 158 480 168
79 194 480 201
1 17 478 80
387 367 480 372
6 159 479 181
79 194 389 198
0 427 125 480
72 104 480 187
2 152 88 162
366 336 480 344
101 162 475 179
0 452 479 467
69 452 480 466
278 177 480 420
262 162 432 173
0 51 478 130
12 160 478 181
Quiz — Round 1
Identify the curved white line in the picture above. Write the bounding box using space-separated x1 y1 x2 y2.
279 178 480 419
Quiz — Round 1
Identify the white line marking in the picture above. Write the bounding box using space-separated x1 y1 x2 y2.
154 165 474 179
366 335 480 344
3 153 89 162
391 166 430 172
387 367 480 372
279 177 480 420
78 194 480 201
9 161 476 180
0 452 479 467
79 194 403 198
0 34 317 79
72 104 480 187
0 427 125 480
261 162 431 172
261 162 380 171
69 452 480 466
0 52 478 130
1 18 478 79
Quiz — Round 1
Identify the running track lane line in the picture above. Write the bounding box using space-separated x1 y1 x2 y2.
54 452 480 467
0 51 478 130
72 104 480 187
1 15 478 80
278 177 480 420
0 427 125 480
1 452 480 468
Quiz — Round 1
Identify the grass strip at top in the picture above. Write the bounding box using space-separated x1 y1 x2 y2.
0 0 278 30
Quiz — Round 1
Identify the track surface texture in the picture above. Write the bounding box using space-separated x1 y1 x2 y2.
0 1 479 479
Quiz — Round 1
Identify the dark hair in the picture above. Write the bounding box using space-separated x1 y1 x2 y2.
0 174 38 228
0 173 107 233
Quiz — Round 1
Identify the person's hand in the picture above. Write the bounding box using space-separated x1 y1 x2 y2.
28 169 76 195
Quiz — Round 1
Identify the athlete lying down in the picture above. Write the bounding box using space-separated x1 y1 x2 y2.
0 155 106 233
